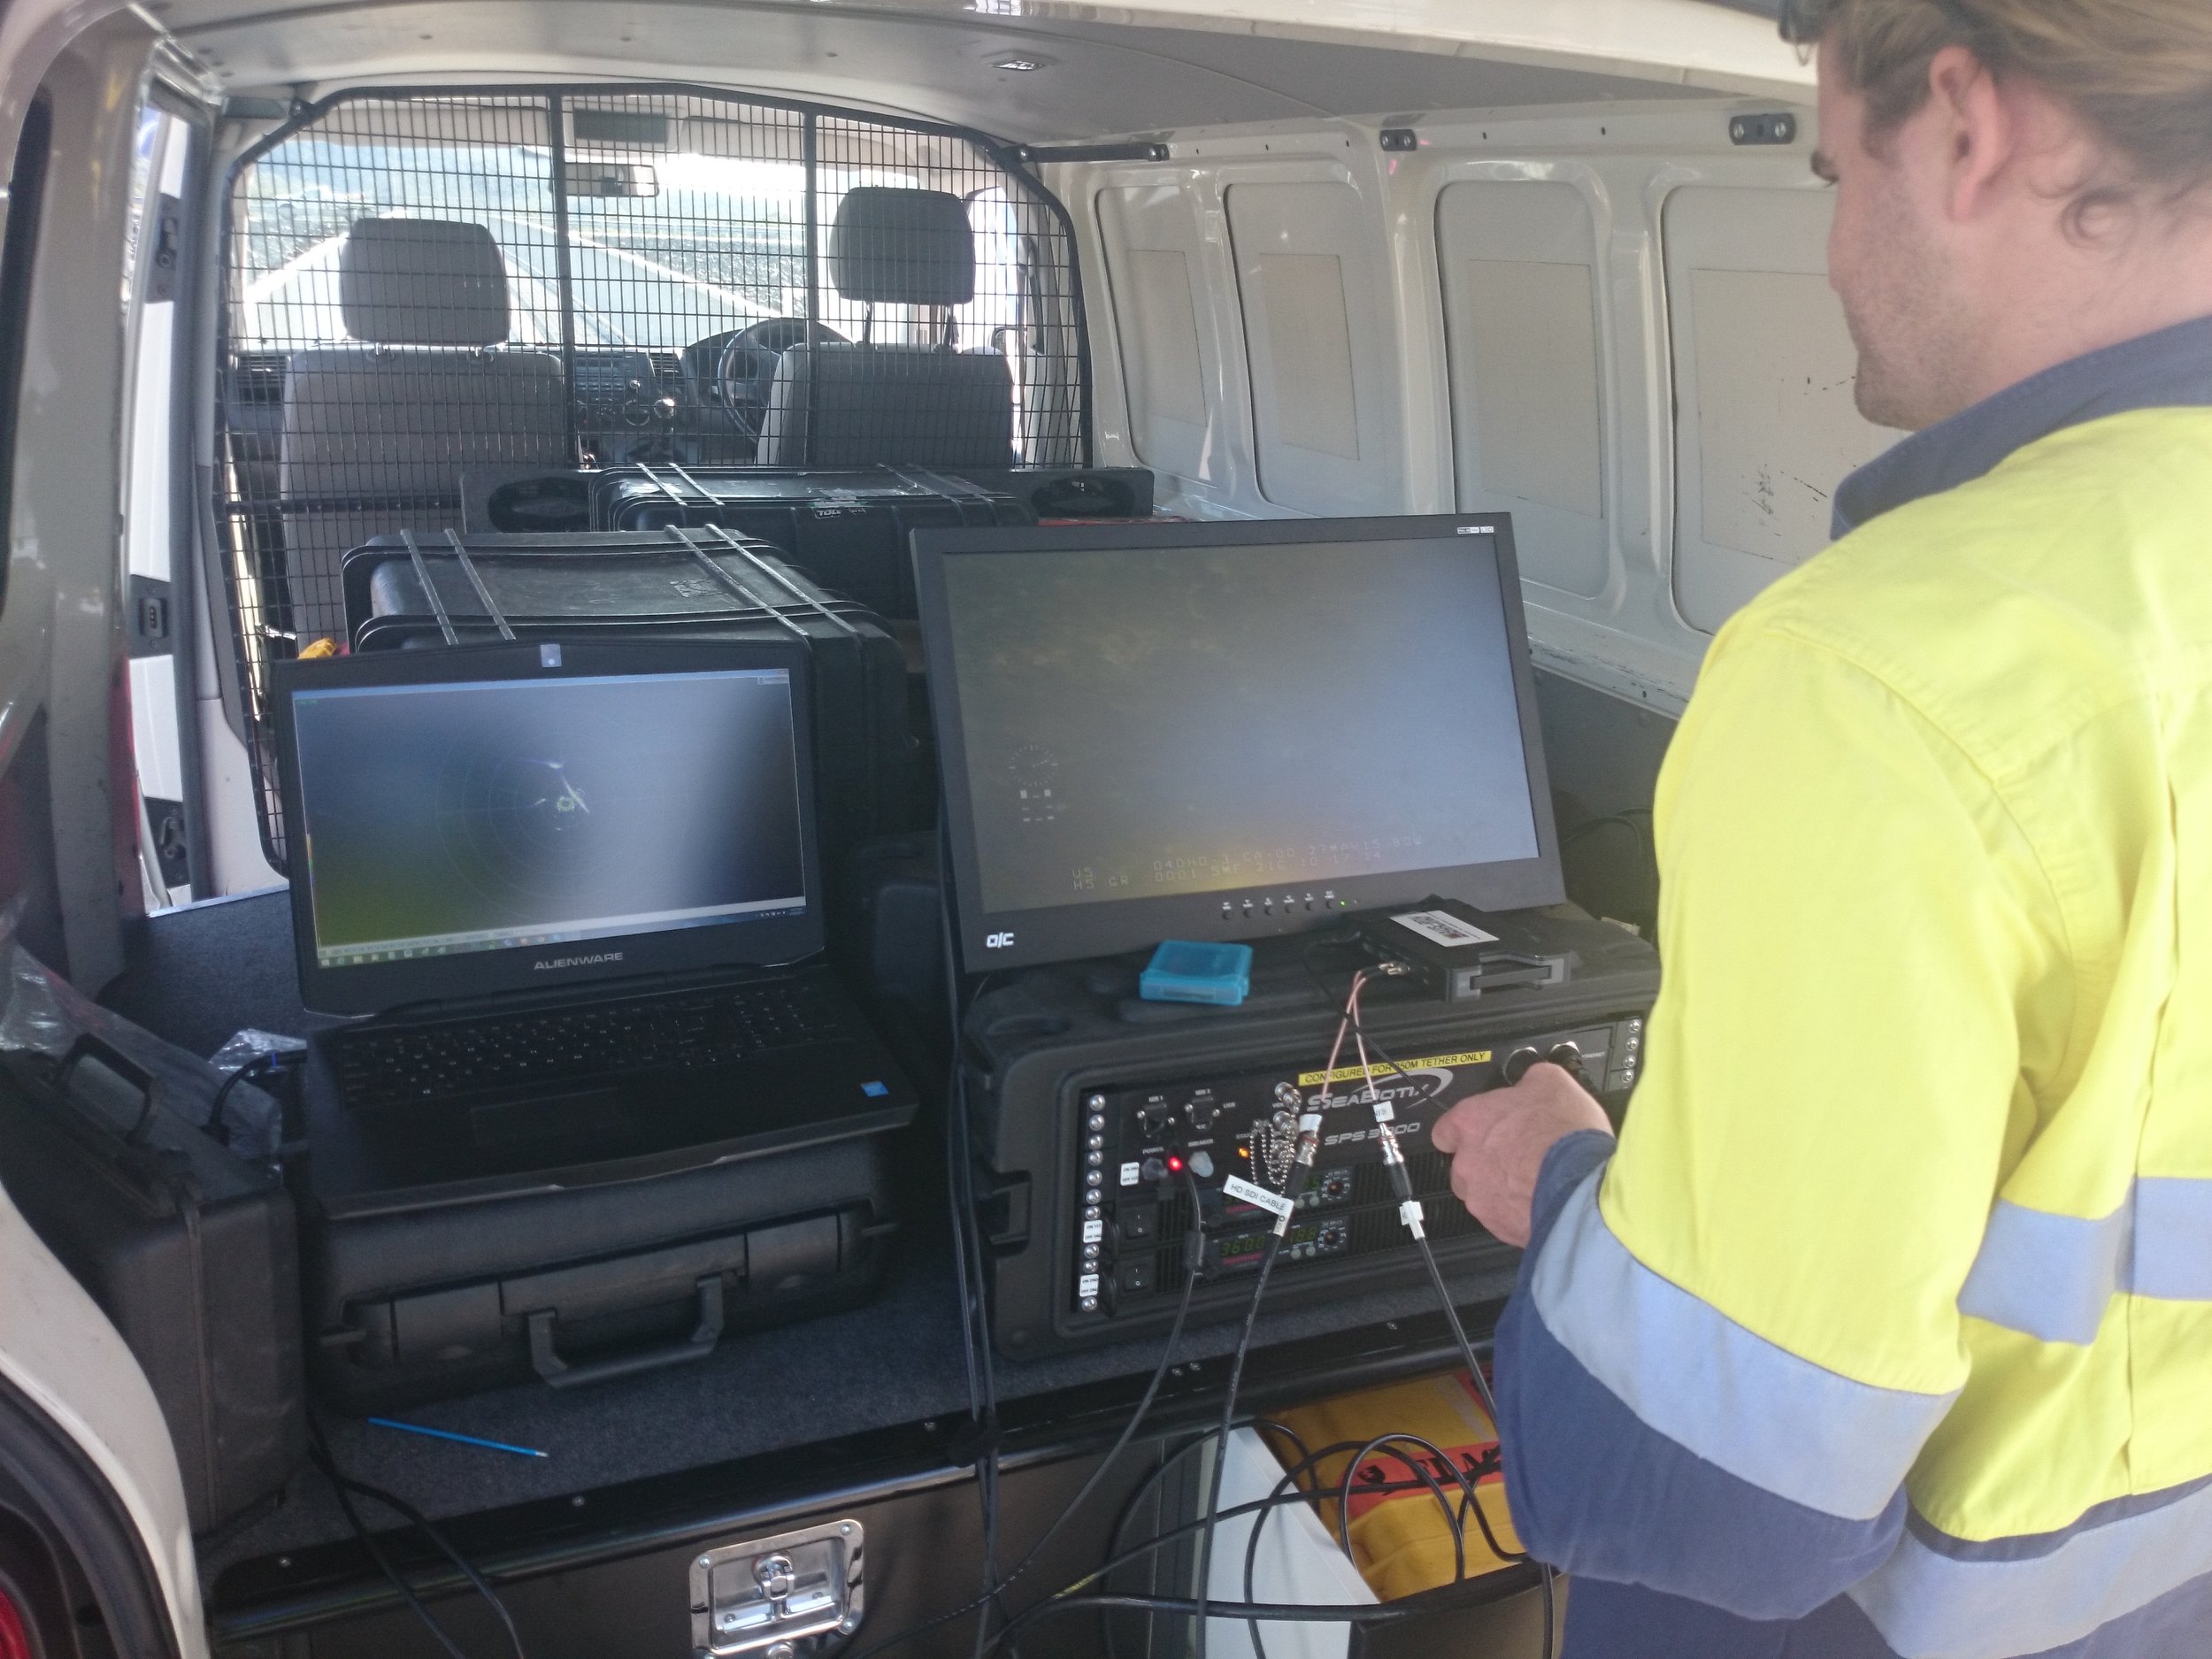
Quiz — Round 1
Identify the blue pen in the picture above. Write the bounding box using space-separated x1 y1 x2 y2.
367 1417 548 1458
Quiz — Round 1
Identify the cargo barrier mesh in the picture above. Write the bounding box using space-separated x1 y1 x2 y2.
217 86 1088 867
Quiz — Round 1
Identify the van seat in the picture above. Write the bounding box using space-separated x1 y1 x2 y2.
757 188 1014 469
279 219 566 647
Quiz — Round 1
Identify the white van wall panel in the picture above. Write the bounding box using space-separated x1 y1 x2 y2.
1123 250 1209 429
1225 178 1404 516
1250 251 1361 460
1093 181 1256 497
1437 180 1608 598
1096 184 1224 482
1663 186 1901 633
1066 104 1840 712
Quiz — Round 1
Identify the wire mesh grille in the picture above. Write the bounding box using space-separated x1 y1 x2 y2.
219 86 1088 867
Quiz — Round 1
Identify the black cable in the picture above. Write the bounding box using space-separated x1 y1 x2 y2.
1330 1435 1470 1580
1085 1470 1452 1595
1386 1102 1558 1649
306 1426 528 1659
1192 1233 1281 1659
1243 1432 1476 1659
208 1049 296 1150
1352 1007 1555 1648
1108 1432 1359 1573
1356 1037 1555 1648
1406 1234 1525 1558
996 1171 1209 1588
1080 1472 1451 1593
926 807 1024 1656
1004 1465 1453 1659
1098 1425 1238 1659
845 1174 1212 1659
941 1094 982 1417
1093 1432 1395 1659
934 895 1010 1655
316 1468 465 1659
206 1053 273 1124
995 1588 1425 1647
849 1427 1341 1659
1302 949 1558 1650
1242 1464 1297 1659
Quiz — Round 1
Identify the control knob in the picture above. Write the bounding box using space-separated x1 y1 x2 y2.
1548 1041 1589 1083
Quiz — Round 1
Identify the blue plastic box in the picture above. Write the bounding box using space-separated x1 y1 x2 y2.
1140 941 1254 1006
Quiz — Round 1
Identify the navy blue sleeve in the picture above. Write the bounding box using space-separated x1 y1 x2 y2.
1492 1133 1918 1622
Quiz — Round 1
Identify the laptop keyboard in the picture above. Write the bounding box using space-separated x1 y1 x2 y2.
330 979 849 1110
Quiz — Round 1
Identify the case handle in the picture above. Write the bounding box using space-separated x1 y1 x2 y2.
55 1033 161 1145
525 1274 726 1389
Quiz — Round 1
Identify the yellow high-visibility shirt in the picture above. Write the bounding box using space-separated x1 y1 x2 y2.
1497 403 2212 1659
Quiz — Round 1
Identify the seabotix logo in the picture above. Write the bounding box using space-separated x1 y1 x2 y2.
534 951 625 972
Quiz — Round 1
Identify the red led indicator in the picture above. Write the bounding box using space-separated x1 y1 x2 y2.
1167 1155 1184 1172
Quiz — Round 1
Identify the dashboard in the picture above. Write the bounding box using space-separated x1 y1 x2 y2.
572 348 685 465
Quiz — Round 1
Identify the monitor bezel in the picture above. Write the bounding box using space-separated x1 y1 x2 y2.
912 513 1563 972
273 637 825 1017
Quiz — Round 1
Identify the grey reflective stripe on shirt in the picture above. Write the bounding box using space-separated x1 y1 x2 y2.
1850 1477 2212 1659
1957 1178 2212 1343
1528 1171 1956 1522
1957 1196 2131 1344
2132 1178 2212 1302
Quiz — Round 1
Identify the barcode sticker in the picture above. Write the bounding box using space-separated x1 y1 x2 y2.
1222 1174 1294 1219
1393 909 1499 949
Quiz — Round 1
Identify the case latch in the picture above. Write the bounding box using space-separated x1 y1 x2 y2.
690 1518 864 1656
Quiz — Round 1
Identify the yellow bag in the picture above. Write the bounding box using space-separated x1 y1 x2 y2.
1268 1371 1525 1602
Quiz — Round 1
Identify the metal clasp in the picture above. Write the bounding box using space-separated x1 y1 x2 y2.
690 1519 864 1656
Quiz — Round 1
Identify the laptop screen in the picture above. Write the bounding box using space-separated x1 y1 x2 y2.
276 641 821 1014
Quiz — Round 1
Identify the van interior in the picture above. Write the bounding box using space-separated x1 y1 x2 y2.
0 0 1899 1654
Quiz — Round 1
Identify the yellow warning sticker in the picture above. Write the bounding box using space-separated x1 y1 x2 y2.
1296 1050 1492 1087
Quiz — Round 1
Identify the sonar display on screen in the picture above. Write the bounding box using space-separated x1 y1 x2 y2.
288 669 806 968
937 535 1541 918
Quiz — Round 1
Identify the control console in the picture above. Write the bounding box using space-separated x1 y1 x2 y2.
961 908 1660 1355
1067 1013 1642 1313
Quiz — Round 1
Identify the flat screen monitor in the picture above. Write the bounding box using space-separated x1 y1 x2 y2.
273 638 822 1015
913 515 1562 971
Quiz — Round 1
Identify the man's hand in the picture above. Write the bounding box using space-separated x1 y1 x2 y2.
1430 1064 1614 1248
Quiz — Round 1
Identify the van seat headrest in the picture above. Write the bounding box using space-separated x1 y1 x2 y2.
828 188 976 308
340 218 511 347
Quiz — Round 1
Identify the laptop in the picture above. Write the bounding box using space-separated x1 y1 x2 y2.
272 637 918 1217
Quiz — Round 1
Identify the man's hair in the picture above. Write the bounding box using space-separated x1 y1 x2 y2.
1779 0 2212 208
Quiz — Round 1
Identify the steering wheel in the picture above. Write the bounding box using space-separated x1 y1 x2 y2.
711 318 846 437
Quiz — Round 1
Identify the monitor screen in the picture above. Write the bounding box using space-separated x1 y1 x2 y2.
915 517 1561 970
276 641 820 1014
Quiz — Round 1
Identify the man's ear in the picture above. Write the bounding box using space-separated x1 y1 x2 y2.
1924 44 2017 221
